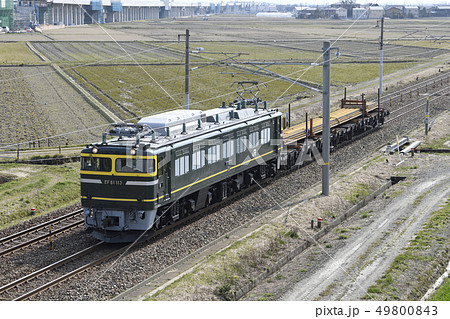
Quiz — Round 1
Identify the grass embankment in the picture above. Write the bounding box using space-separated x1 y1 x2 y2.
146 225 296 301
430 278 450 301
0 162 80 230
363 198 450 300
145 178 380 301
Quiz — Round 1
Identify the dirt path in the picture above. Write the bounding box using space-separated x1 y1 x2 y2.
282 166 450 301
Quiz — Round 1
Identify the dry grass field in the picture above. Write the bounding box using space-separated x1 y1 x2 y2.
0 16 449 149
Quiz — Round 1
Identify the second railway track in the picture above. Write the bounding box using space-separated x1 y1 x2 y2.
0 209 84 257
0 71 448 301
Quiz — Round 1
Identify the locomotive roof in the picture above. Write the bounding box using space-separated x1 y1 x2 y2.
87 104 281 154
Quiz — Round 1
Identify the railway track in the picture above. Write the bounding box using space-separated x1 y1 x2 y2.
0 241 112 301
377 72 449 107
0 209 84 257
0 72 447 301
0 181 270 301
386 85 450 124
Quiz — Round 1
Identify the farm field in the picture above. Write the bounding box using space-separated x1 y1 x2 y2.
0 16 449 150
0 16 449 303
0 65 109 149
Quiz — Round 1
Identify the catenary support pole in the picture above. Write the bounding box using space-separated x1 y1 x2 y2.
185 29 190 110
425 95 429 135
377 88 380 125
379 17 384 96
322 41 331 196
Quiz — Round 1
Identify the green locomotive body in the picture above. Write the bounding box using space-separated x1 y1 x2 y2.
81 102 283 242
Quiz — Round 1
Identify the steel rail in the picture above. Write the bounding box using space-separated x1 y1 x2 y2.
386 85 450 119
13 243 125 301
0 219 84 257
385 86 450 124
0 209 83 244
376 72 450 104
0 242 105 295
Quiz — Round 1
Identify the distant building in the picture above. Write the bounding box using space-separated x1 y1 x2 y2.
352 6 384 19
322 7 337 19
4 1 224 30
0 0 13 30
293 6 318 19
385 6 403 19
432 6 450 17
352 7 366 19
367 6 384 19
322 7 347 19
336 7 347 19
404 6 419 18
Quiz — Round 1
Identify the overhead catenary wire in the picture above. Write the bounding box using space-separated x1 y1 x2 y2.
2 11 449 151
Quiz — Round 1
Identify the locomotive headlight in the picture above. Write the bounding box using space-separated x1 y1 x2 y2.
130 148 136 155
89 208 94 218
92 147 98 154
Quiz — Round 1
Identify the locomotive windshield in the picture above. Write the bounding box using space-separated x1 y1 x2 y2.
81 157 112 172
115 158 155 174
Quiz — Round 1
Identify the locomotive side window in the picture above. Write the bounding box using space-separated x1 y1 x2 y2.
223 139 235 159
249 131 259 148
81 157 112 172
236 130 247 154
192 149 206 170
207 145 220 164
261 127 270 144
115 158 155 174
237 136 246 153
175 154 190 176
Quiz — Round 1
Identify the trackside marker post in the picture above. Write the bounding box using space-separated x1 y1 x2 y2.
317 217 322 229
30 208 36 215
49 225 54 251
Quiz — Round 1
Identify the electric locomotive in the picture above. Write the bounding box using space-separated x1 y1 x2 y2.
81 100 283 242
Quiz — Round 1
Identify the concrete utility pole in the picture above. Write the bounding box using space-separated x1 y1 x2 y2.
178 29 190 110
425 95 430 135
379 17 384 96
322 41 331 196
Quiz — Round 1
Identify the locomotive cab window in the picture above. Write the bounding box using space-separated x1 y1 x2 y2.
81 157 112 172
115 158 155 174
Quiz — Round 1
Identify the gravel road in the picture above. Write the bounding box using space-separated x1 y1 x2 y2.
282 159 450 301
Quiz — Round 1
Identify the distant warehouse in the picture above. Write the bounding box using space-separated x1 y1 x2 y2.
0 0 219 31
